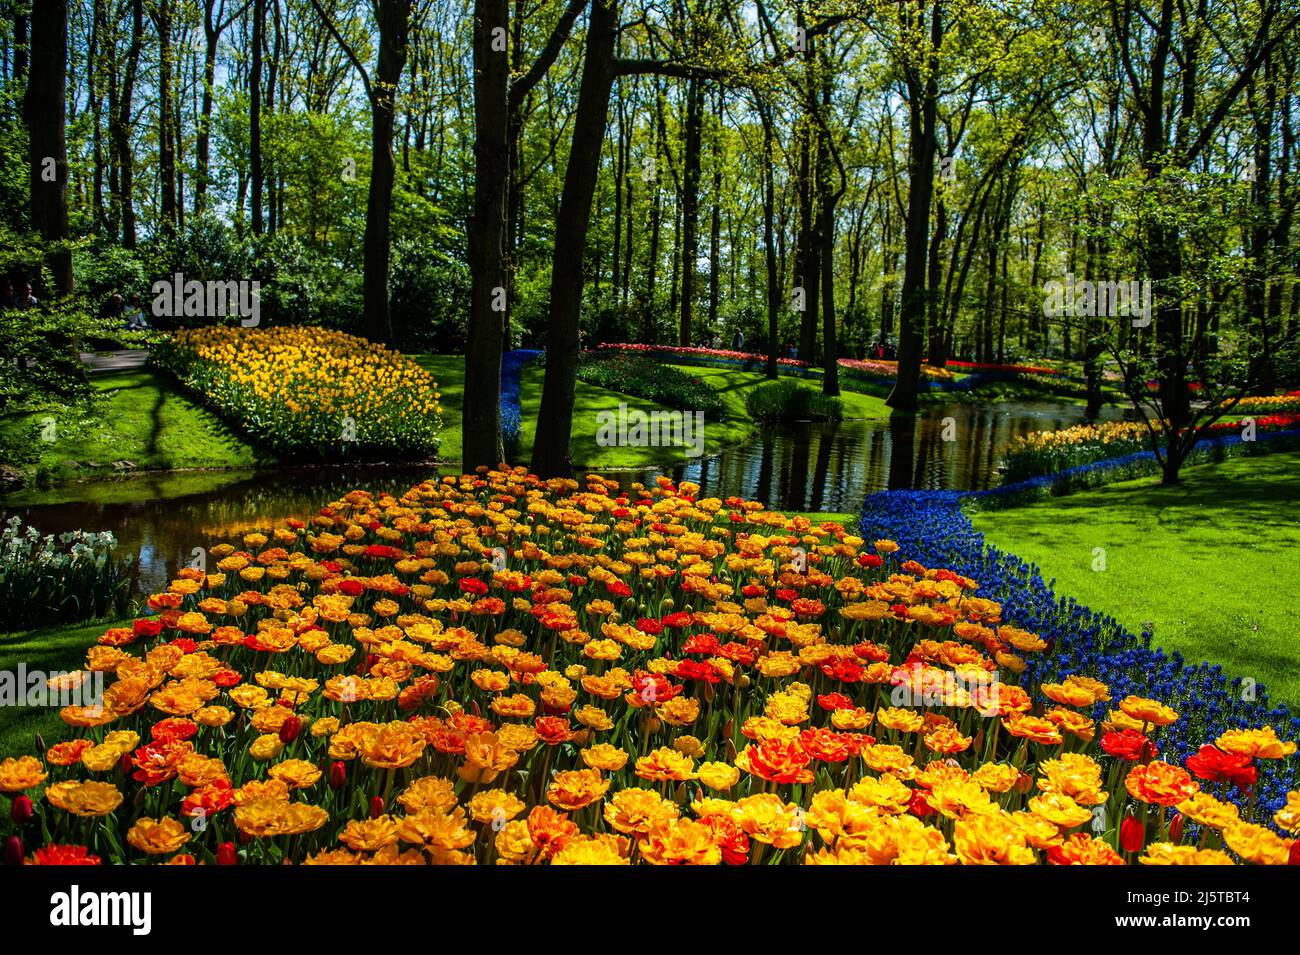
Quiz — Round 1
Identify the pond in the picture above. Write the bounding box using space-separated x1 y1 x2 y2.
4 400 1127 595
625 399 1131 514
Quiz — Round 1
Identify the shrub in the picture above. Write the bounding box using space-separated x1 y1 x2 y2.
576 351 725 417
0 518 133 631
745 378 842 422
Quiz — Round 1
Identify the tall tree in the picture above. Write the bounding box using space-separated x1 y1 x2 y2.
463 0 510 470
532 0 619 476
887 0 943 412
310 0 414 343
24 0 72 293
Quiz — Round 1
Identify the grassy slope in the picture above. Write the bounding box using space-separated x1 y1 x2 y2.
0 618 129 757
969 452 1300 707
414 355 887 470
669 365 891 420
414 354 747 469
3 356 890 494
0 370 265 486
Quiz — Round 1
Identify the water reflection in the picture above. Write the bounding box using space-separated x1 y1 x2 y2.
6 466 434 597
4 400 1127 595
624 400 1129 512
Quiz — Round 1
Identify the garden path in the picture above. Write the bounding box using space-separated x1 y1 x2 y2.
78 349 149 373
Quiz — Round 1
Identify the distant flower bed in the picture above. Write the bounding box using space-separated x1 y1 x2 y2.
1234 393 1300 415
0 518 133 631
595 342 806 369
2 470 1295 865
839 358 955 382
1003 414 1300 482
578 351 726 416
156 327 442 460
944 360 1058 376
594 344 954 385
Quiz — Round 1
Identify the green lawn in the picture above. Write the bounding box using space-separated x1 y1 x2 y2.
0 370 265 487
0 617 129 758
668 365 892 420
969 452 1300 706
415 355 858 470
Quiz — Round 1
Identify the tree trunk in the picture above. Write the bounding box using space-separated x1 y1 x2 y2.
12 5 27 81
250 0 264 235
463 0 510 470
707 87 722 331
24 0 72 294
760 103 780 379
111 0 143 248
679 75 703 346
531 0 618 478
925 195 946 364
156 0 177 236
360 0 411 344
796 121 820 362
887 1 941 412
88 0 105 230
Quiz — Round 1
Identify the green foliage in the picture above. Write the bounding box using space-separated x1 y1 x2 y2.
390 237 470 351
745 378 843 422
0 293 161 413
576 351 726 416
0 519 134 632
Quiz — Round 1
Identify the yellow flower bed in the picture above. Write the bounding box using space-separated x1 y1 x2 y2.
0 470 1295 866
156 326 441 458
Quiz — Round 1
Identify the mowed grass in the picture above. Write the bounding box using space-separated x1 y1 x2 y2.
0 618 131 758
3 355 876 492
415 354 760 469
969 452 1300 707
667 365 892 420
0 370 265 485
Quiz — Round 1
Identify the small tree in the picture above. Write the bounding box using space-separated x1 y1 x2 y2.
1070 169 1300 485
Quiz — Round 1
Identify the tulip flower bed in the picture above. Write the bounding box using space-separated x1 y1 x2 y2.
593 344 955 388
1233 392 1300 415
1003 414 1300 483
860 488 1299 825
0 469 1296 866
155 326 442 460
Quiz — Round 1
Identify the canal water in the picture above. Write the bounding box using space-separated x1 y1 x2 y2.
3 400 1126 594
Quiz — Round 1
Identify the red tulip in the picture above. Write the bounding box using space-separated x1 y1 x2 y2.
1120 814 1146 853
1168 812 1185 844
278 715 302 745
907 788 935 819
1289 840 1300 866
328 761 347 790
369 796 385 818
10 795 33 825
216 841 238 866
119 753 134 775
3 836 23 866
